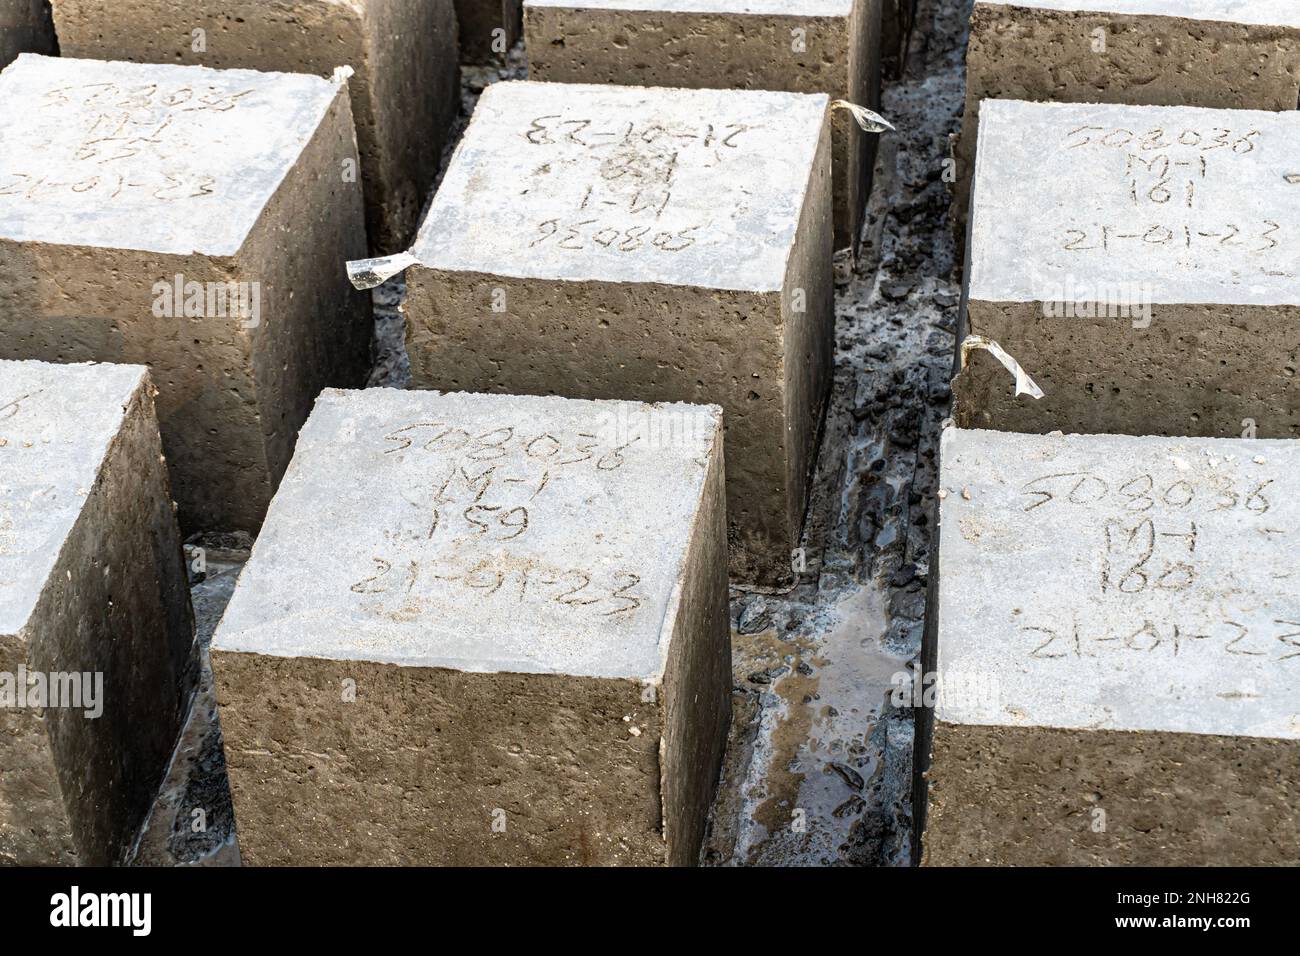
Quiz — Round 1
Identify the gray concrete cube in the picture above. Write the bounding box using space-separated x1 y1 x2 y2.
49 0 459 253
211 388 731 866
917 427 1299 865
524 0 880 251
955 1 1300 218
403 80 834 587
0 55 373 535
956 99 1300 438
0 360 196 865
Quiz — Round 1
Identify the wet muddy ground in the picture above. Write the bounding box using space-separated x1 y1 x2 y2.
705 0 966 866
132 0 969 867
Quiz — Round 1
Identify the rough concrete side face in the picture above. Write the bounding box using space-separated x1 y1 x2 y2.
211 389 728 864
0 362 196 865
0 58 372 534
924 725 1296 865
455 0 522 63
954 3 1300 220
0 632 76 863
656 415 730 865
781 117 836 544
0 0 56 69
919 427 1299 865
240 86 374 504
956 302 1300 438
357 0 460 251
524 2 881 249
956 100 1300 438
215 657 669 865
49 0 459 252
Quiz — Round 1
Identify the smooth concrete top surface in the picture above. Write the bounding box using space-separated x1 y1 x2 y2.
525 0 854 15
412 81 828 293
969 100 1300 307
975 0 1300 29
213 388 721 679
0 360 146 637
0 55 342 257
935 427 1299 741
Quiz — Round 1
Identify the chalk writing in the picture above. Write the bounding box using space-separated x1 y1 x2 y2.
1064 125 1260 154
2 81 257 204
1024 614 1300 663
0 391 37 422
381 421 635 471
524 116 754 151
1020 471 1272 516
349 555 646 620
1020 468 1285 604
1100 515 1198 595
515 112 761 254
1051 122 1292 264
349 418 652 622
1123 152 1206 208
0 170 216 202
530 219 701 253
1061 222 1281 254
41 82 254 113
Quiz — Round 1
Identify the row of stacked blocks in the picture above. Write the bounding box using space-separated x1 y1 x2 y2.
926 0 1300 864
0 51 837 579
0 0 874 865
1 0 1296 866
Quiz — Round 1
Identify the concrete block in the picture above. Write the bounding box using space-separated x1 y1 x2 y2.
403 80 834 587
0 360 196 865
49 0 459 253
524 0 881 251
955 99 1300 438
211 387 730 865
956 1 1300 218
917 426 1299 865
0 0 56 70
0 55 373 535
455 0 522 64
